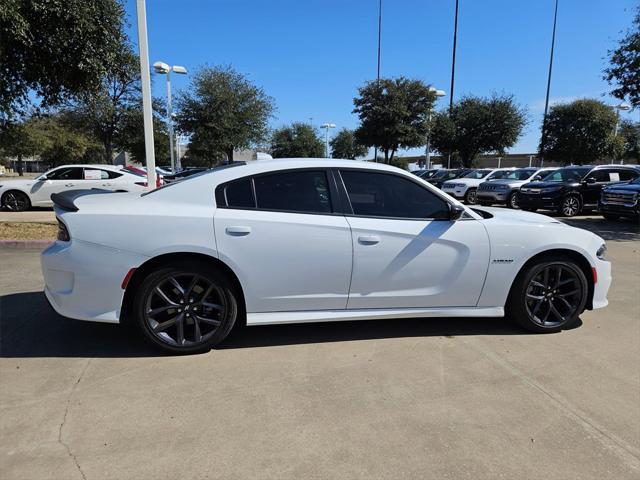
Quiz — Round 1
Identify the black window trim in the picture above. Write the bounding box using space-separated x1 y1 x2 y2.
334 167 455 221
215 167 342 217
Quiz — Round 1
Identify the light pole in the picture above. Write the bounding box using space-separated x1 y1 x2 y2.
374 0 382 162
540 0 559 162
153 62 187 173
426 87 446 169
134 0 156 190
321 123 336 158
612 102 631 163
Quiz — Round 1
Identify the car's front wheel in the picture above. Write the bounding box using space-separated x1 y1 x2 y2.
1 190 31 211
465 188 477 205
507 255 588 333
559 195 581 217
507 191 519 209
132 262 238 354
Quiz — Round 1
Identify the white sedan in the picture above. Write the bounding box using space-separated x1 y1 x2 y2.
42 159 611 354
0 164 147 211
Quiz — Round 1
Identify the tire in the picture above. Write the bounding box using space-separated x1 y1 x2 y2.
465 188 478 205
507 191 519 209
506 254 588 333
132 261 238 354
1 190 31 211
559 195 581 217
602 213 620 221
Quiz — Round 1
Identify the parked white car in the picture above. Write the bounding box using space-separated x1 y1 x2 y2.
441 168 516 204
0 164 147 211
42 159 611 354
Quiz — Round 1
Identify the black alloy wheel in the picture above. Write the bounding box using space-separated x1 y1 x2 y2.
560 195 581 217
133 263 238 353
1 191 30 211
507 256 588 333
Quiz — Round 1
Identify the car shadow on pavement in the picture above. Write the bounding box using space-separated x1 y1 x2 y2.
557 216 640 242
0 291 159 358
1 291 582 357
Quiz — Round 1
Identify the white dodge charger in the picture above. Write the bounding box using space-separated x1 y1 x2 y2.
41 159 611 354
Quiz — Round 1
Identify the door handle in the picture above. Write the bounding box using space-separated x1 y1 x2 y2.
64 183 75 187
358 235 380 245
226 226 252 236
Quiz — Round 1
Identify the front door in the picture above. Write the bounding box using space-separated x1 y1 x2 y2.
30 166 85 206
214 169 353 313
338 169 491 309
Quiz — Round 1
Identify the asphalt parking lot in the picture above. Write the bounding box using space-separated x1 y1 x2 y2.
1 217 638 480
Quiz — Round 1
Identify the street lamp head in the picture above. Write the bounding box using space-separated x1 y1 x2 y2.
172 65 188 75
615 102 631 112
321 123 336 128
428 86 446 97
153 61 170 74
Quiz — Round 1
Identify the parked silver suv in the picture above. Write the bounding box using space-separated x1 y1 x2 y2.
477 167 557 209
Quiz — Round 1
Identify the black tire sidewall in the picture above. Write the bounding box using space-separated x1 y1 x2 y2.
465 188 477 204
507 256 588 333
507 192 518 209
2 191 31 211
132 262 238 354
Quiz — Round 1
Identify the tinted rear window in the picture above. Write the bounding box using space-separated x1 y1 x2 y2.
254 170 332 213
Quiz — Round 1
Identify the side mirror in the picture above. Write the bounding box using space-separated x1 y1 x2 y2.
533 175 543 181
585 177 596 184
449 203 466 221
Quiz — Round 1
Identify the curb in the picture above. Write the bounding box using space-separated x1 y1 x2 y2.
0 240 52 250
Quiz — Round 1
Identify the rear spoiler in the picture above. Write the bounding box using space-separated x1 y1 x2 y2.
51 189 119 212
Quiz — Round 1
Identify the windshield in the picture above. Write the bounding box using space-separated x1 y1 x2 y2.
487 170 516 180
542 167 591 182
501 168 537 180
463 169 492 179
433 169 455 179
631 176 640 185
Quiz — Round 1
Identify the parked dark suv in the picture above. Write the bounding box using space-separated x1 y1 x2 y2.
518 165 640 217
599 174 640 221
424 168 472 189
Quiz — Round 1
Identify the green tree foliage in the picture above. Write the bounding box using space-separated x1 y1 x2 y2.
330 128 368 159
618 120 640 162
270 123 324 158
604 5 640 108
430 94 526 167
175 65 275 162
65 48 142 163
539 99 623 164
115 103 170 166
0 0 127 120
353 77 436 163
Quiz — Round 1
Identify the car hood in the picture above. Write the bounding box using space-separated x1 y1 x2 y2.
521 181 578 189
473 206 563 225
446 178 489 186
603 182 640 192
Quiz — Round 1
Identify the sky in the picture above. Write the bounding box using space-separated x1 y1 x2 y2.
123 0 639 156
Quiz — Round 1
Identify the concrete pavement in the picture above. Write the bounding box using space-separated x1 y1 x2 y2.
0 217 639 479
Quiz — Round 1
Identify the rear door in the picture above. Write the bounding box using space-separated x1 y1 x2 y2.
214 169 353 313
338 169 490 309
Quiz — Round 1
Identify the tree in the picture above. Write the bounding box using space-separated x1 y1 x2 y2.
353 77 436 163
330 128 368 159
270 123 325 158
430 94 526 167
539 99 623 164
0 119 46 174
0 0 127 120
65 48 142 163
604 5 640 108
618 120 640 162
175 65 275 162
115 103 170 165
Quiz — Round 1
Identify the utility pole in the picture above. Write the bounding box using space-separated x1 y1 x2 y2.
373 0 382 162
447 0 459 169
540 0 559 162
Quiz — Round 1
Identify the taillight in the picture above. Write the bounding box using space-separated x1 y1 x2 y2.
57 218 70 242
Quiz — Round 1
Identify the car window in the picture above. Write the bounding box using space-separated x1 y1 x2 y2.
340 170 449 219
487 170 513 180
253 170 332 214
47 167 83 180
503 169 537 180
223 178 255 208
590 170 612 182
614 169 639 181
543 168 591 182
104 170 123 179
463 169 492 179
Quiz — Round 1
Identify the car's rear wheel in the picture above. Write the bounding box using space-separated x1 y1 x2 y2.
465 188 477 205
1 190 31 211
132 262 238 354
507 191 519 209
559 195 581 217
507 255 588 333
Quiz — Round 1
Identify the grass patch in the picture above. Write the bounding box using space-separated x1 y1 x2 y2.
0 222 57 240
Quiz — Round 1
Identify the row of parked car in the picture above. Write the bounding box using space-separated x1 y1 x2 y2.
413 164 640 220
0 164 209 211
